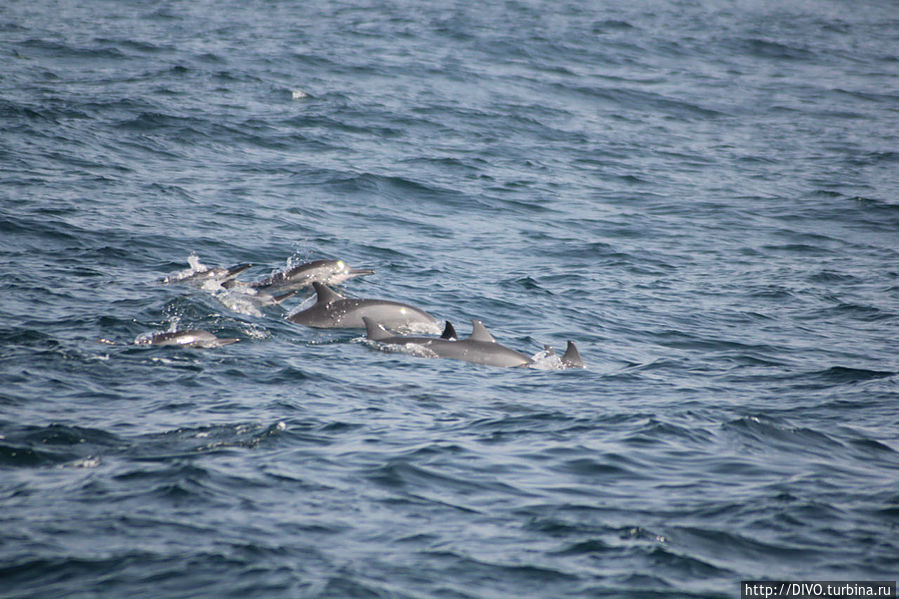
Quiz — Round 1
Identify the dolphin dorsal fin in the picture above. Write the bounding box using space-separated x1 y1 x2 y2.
469 320 496 343
313 281 344 304
363 317 391 341
441 321 458 340
561 341 584 368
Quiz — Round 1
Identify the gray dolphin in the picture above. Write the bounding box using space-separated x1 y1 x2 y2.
287 282 438 331
163 263 252 285
364 317 585 369
363 317 533 368
135 329 239 348
231 259 374 293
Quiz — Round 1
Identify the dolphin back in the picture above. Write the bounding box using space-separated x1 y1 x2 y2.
289 286 437 331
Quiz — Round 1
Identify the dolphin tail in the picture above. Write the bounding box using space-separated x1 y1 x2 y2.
561 341 584 368
348 267 375 277
441 321 458 340
272 290 299 304
225 263 252 278
363 317 391 341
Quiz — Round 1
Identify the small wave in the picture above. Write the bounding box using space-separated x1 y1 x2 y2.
811 366 895 384
0 443 70 467
817 302 894 322
0 423 124 468
551 538 613 556
807 270 859 284
92 37 172 54
556 456 642 479
325 171 458 205
849 437 897 454
20 38 127 60
645 545 735 579
565 84 727 120
721 416 847 459
761 243 836 256
623 419 715 447
592 19 635 33
739 37 816 61
127 421 290 460
365 461 449 491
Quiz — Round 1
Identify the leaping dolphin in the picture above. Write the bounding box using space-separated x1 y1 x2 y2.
135 329 239 348
363 317 534 368
287 282 439 332
230 259 374 293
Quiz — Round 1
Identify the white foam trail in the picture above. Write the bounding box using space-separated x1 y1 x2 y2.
211 288 264 318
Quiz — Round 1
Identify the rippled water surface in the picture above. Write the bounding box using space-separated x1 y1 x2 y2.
2 1 898 597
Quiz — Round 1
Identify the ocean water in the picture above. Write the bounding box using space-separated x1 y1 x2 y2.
1 0 898 596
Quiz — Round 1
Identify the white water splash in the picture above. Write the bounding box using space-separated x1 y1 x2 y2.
161 253 210 284
528 347 566 370
395 320 444 336
363 339 441 360
210 288 264 318
66 456 101 469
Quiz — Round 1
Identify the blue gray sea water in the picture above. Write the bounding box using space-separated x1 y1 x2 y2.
2 0 898 597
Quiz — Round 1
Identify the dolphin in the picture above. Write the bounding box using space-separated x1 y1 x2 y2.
230 259 374 293
287 282 439 331
364 317 586 369
135 329 239 348
541 341 586 369
163 263 252 285
363 317 534 368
